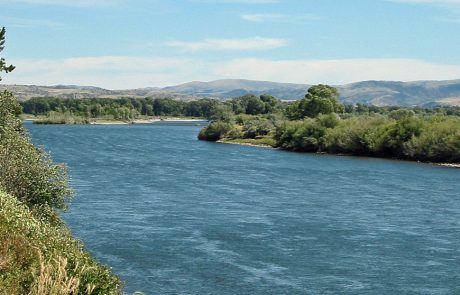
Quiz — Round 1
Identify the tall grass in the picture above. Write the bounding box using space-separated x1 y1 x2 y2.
0 190 122 295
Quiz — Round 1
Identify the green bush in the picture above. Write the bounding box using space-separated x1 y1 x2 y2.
0 91 73 220
0 190 122 295
198 121 236 141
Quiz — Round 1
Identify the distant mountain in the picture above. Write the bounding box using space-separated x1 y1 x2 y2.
2 78 460 106
338 80 460 107
163 79 309 99
0 84 194 101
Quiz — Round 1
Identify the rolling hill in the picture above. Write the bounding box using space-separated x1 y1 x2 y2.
2 79 460 106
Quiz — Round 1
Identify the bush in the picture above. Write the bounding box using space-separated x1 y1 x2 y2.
404 117 460 162
323 116 389 155
242 118 273 139
274 120 326 152
0 190 122 295
198 121 235 141
0 91 73 219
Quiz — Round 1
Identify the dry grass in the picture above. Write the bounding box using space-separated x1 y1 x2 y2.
29 252 98 295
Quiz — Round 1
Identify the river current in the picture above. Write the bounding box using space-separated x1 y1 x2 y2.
26 122 460 295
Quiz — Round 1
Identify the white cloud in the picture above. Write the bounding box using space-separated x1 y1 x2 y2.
189 0 279 4
388 0 460 7
390 0 460 3
0 0 118 7
0 16 63 28
6 56 202 89
241 13 284 22
215 58 460 85
4 56 460 89
240 13 322 23
165 37 288 51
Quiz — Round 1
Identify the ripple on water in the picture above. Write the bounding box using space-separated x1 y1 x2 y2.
26 123 460 295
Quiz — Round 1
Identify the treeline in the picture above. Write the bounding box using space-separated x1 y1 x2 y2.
20 95 283 121
21 93 460 122
198 85 460 164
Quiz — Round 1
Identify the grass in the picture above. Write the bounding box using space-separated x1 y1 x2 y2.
0 190 122 295
220 136 276 147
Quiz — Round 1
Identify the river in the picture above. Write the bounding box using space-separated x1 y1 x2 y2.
26 122 460 295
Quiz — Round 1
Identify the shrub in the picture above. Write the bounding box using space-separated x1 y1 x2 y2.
0 190 122 295
197 121 235 141
0 91 73 219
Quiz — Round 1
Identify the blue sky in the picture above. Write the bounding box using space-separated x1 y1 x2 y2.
1 0 460 88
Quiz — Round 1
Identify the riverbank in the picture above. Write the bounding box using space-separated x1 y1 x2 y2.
23 115 207 125
216 137 460 169
216 137 275 148
90 118 207 125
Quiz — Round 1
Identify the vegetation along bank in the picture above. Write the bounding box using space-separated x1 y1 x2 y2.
198 85 460 165
0 27 123 295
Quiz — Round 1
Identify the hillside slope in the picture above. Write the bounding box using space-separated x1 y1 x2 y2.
2 78 460 106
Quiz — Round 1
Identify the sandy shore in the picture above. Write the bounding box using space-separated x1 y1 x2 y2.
216 140 274 148
90 118 208 125
438 163 460 168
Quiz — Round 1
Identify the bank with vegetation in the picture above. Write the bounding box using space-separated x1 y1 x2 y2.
20 96 219 124
19 88 460 125
0 90 122 294
0 27 122 294
198 85 460 164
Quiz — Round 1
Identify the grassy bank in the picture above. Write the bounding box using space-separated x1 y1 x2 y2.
217 137 276 147
199 114 460 164
1 90 123 294
198 86 460 165
0 190 122 295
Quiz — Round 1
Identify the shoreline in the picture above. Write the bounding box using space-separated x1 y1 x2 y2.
91 118 208 125
24 117 208 125
216 139 274 149
216 139 460 169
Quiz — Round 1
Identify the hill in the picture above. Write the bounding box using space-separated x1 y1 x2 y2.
2 78 460 106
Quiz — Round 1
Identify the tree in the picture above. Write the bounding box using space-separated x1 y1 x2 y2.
260 94 279 113
0 27 15 81
231 94 266 115
287 85 344 119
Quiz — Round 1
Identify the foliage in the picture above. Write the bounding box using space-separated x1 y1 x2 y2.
0 28 122 294
275 114 460 162
241 117 274 139
0 190 122 295
34 111 90 124
0 91 73 218
0 27 15 81
286 84 344 119
198 121 236 141
208 103 233 122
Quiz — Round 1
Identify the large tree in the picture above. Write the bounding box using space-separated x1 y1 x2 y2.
287 84 344 119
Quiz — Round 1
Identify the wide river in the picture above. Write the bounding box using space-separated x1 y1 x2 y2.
26 122 460 295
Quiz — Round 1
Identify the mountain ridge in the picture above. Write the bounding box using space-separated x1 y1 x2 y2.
2 78 460 106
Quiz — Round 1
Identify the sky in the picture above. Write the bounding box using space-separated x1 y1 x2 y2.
1 0 460 89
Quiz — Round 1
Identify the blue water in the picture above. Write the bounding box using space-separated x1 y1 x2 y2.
26 122 460 295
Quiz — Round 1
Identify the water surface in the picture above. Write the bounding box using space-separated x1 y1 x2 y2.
26 122 460 295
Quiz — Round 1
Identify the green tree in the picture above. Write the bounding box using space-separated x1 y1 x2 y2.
198 121 235 141
260 94 279 113
209 103 233 122
287 85 344 120
0 27 15 81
